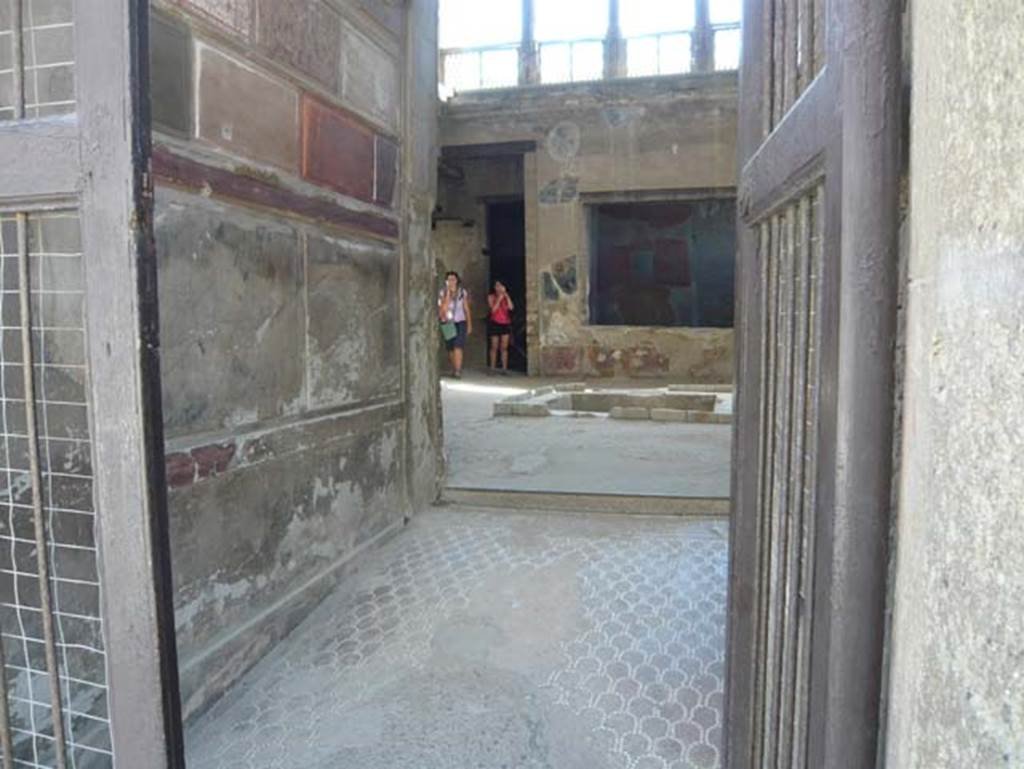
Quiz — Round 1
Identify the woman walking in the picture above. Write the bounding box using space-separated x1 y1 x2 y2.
487 279 515 375
438 271 472 379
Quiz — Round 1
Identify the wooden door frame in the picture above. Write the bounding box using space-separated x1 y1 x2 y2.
726 0 902 766
77 4 187 765
0 1 185 765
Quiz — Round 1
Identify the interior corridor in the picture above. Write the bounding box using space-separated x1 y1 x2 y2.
186 509 728 769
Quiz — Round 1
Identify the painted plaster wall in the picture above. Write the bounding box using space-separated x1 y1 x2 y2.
149 0 440 719
401 0 444 513
440 74 738 381
886 2 1024 766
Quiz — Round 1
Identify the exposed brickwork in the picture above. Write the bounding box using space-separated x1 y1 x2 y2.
166 442 237 488
256 0 341 91
166 452 198 488
197 45 299 172
301 96 375 202
178 0 253 37
192 442 238 480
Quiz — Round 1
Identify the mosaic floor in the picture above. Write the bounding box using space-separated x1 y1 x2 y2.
186 509 729 769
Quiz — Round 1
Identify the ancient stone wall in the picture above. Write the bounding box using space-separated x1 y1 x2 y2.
148 0 440 719
439 74 738 381
886 2 1024 765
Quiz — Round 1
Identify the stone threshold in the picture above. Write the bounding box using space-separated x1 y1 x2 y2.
441 487 730 517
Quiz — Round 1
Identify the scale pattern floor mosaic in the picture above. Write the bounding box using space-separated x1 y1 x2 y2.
186 509 728 769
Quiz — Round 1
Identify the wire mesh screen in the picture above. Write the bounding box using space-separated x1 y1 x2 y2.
0 211 112 769
0 0 77 122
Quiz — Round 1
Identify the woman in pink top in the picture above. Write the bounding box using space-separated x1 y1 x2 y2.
487 279 515 375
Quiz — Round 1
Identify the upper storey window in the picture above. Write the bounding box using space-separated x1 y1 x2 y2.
439 0 522 94
535 0 609 84
710 0 742 71
622 0 696 77
438 0 742 96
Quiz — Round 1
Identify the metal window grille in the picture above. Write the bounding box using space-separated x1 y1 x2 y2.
440 44 521 94
711 22 742 70
625 31 693 77
537 38 605 84
0 0 76 121
0 210 114 769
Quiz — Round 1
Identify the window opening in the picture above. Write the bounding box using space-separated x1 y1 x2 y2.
535 0 609 84
622 0 696 77
438 0 742 94
439 0 522 93
710 0 742 70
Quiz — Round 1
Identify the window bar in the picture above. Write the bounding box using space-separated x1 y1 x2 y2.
521 0 538 84
0 623 13 768
10 0 25 119
16 213 70 769
694 0 712 72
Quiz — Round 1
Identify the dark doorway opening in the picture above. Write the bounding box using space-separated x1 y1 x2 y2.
486 200 528 373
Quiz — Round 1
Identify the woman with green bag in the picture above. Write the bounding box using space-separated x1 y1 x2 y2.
438 271 472 379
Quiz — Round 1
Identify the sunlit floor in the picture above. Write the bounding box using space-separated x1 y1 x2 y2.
186 508 728 769
442 376 732 499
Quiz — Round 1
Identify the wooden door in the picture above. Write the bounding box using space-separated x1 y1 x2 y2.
0 2 183 767
726 0 902 766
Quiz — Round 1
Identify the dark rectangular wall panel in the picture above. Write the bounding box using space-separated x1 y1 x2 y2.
302 96 375 202
374 136 399 207
150 11 193 137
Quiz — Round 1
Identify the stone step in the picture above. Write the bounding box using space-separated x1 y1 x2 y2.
440 487 730 517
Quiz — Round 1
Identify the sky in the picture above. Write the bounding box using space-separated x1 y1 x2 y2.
440 0 741 50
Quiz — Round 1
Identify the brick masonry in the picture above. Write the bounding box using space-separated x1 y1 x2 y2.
166 442 238 488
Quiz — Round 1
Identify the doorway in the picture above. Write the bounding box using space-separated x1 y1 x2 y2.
485 200 528 373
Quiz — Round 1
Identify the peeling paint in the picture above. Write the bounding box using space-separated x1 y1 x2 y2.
538 176 580 205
